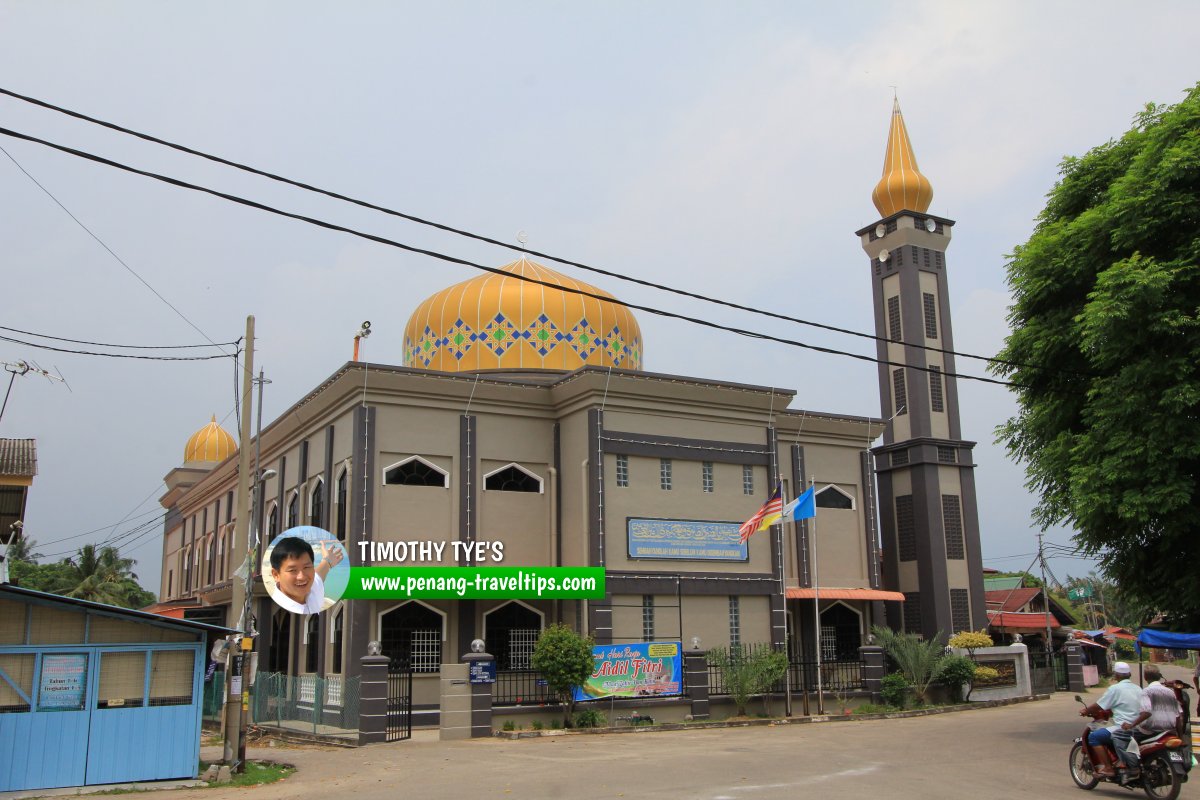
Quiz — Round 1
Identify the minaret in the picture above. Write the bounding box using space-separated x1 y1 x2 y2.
857 99 986 640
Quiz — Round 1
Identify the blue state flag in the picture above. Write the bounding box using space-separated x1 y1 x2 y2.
782 486 816 522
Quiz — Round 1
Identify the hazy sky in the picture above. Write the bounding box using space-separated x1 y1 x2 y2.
2 2 1197 596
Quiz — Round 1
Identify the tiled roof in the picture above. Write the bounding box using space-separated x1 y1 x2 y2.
0 439 36 477
984 587 1042 613
987 611 1061 630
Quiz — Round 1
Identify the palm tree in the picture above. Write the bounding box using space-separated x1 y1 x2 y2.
4 536 41 563
64 544 142 606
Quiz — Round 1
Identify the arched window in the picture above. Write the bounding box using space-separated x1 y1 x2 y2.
268 609 291 674
268 502 279 539
206 534 216 585
483 463 542 493
336 469 348 541
310 480 324 528
331 609 344 674
305 614 320 673
484 602 543 670
816 485 855 510
382 456 449 488
287 492 299 528
380 601 443 672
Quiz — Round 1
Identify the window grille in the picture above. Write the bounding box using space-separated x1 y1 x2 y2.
896 495 916 561
950 589 971 633
923 292 938 339
887 296 902 341
923 248 931 267
820 625 838 660
885 220 898 234
937 446 956 463
892 449 909 466
929 366 945 413
815 486 853 509
485 465 541 492
0 653 34 712
892 369 907 416
728 596 741 646
943 495 965 560
660 459 672 491
149 649 194 706
702 462 714 493
410 630 441 673
508 629 539 670
384 458 448 487
742 465 754 495
642 596 654 641
935 252 944 268
616 454 629 487
98 651 146 709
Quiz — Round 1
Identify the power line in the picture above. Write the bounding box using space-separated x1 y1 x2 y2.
0 324 237 351
0 85 1051 376
0 125 1021 388
0 332 235 361
0 142 235 357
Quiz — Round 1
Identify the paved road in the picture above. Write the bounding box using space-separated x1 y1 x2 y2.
183 679 1194 800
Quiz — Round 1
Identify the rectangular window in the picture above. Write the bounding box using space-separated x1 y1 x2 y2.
896 495 916 562
903 592 922 634
616 454 629 488
929 366 944 413
950 589 971 633
937 446 957 463
98 651 146 709
742 465 754 495
0 653 34 712
225 490 234 524
508 629 539 670
728 596 741 646
660 459 672 491
923 293 938 339
892 449 909 466
702 462 714 493
149 650 195 707
642 595 654 642
887 296 902 341
943 495 965 560
892 369 908 416
167 570 173 598
411 630 441 673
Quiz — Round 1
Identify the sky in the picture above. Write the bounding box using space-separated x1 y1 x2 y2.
1 1 1197 597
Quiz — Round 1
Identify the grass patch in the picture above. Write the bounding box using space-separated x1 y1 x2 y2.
199 760 295 788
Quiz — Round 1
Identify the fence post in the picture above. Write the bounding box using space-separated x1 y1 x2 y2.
684 649 710 721
1063 642 1085 692
859 644 885 704
358 653 391 746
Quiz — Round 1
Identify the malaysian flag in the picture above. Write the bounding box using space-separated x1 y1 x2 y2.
738 485 782 544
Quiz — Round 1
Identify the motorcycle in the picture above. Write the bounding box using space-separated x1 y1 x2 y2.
1070 694 1190 800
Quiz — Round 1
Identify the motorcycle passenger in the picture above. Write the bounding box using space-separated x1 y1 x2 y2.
1134 665 1182 738
1079 661 1144 777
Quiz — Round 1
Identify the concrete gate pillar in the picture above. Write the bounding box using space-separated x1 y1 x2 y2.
859 644 886 704
1063 642 1086 692
440 650 495 740
357 651 391 745
684 649 710 721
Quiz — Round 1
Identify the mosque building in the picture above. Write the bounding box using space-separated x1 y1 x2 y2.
156 101 984 713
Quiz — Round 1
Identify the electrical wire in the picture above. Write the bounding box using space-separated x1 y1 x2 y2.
0 324 237 351
0 142 235 357
0 125 1021 388
0 332 235 361
0 85 1052 376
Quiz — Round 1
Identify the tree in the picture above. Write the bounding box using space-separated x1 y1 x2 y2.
529 623 595 727
994 82 1200 629
5 537 42 563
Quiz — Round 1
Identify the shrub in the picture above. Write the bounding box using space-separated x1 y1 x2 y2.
550 718 562 730
872 626 946 704
853 703 891 715
972 666 1000 686
707 644 788 716
502 720 515 731
936 654 977 702
1113 639 1136 659
881 672 910 709
531 623 595 728
947 630 993 658
530 720 544 731
573 708 606 728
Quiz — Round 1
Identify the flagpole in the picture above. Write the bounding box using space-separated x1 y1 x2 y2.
810 474 824 715
778 480 792 718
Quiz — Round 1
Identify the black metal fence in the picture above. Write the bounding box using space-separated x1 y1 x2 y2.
705 643 864 696
387 668 412 742
492 669 559 706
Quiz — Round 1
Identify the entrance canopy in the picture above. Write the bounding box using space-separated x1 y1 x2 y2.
785 588 905 602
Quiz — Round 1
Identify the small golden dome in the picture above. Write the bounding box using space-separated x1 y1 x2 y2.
404 257 643 372
872 98 933 217
184 415 237 463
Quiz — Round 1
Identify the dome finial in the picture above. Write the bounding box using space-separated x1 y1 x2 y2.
184 414 236 464
871 97 933 217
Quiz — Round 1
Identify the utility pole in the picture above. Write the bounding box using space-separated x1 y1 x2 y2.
224 315 255 771
1037 532 1053 653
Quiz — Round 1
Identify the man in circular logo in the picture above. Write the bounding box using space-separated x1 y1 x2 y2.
264 530 346 614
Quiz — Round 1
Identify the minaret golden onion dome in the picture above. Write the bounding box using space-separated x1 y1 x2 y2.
871 98 933 217
184 415 236 463
404 257 643 372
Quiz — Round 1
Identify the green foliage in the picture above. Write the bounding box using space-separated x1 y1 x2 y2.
994 83 1200 628
1114 639 1136 659
948 630 993 656
706 644 788 717
936 654 978 702
880 672 910 709
550 718 562 730
530 719 544 731
502 720 515 731
972 666 1001 686
572 708 606 728
530 623 595 727
853 703 892 715
9 543 156 610
872 626 945 703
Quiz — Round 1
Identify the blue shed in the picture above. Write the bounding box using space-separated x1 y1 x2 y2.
0 584 234 792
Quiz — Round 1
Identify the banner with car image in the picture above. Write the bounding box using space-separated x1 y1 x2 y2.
573 641 682 701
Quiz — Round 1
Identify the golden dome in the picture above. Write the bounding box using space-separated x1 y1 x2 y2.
184 415 237 463
404 257 643 372
871 98 934 217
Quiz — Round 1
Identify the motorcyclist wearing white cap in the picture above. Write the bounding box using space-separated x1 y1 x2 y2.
1079 661 1144 777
